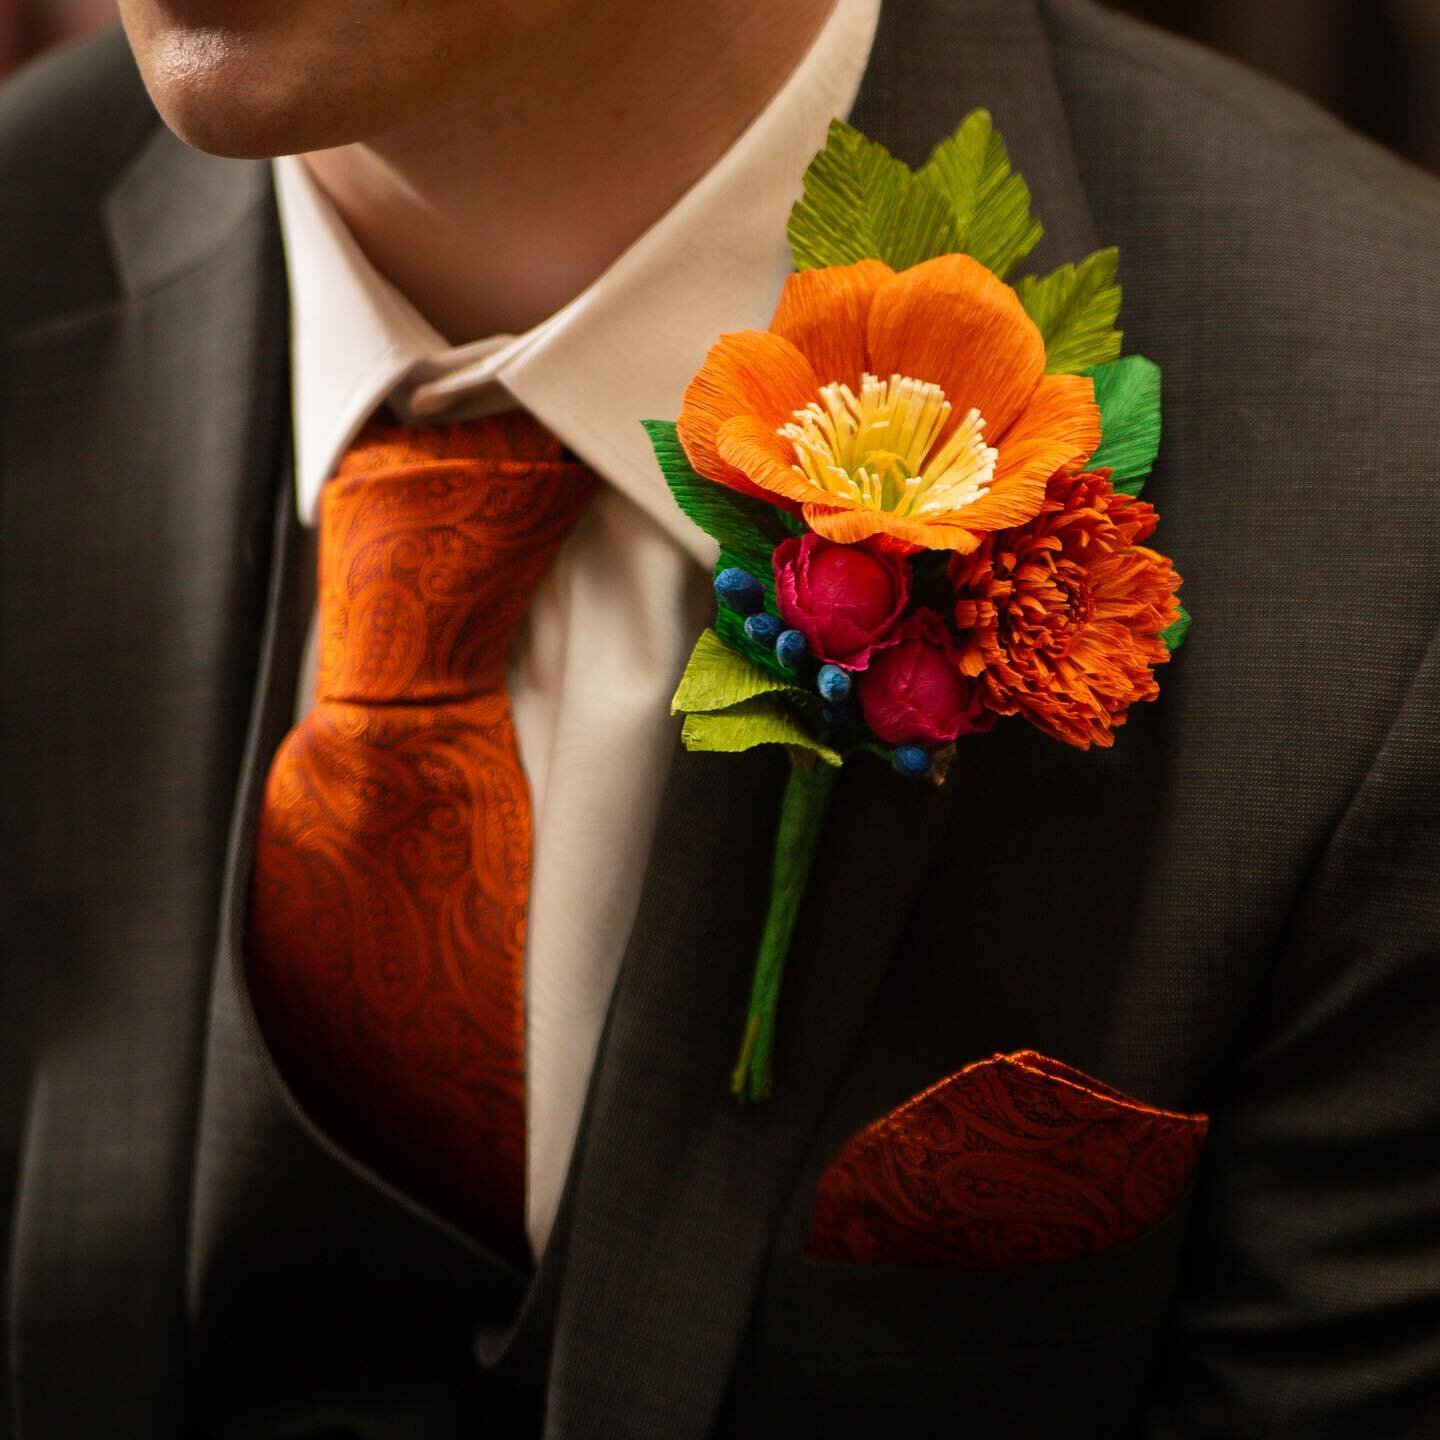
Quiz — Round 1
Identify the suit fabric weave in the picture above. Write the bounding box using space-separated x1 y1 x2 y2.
2 3 1440 1437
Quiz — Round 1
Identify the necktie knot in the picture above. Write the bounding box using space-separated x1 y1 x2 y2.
317 413 596 703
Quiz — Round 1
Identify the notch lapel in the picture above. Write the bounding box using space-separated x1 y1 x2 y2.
547 747 959 1440
1 125 284 1435
544 3 1100 1436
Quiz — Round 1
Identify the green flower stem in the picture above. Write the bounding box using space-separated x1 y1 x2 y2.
730 750 840 1103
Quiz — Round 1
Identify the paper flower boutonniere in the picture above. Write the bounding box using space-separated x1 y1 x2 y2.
644 112 1188 1101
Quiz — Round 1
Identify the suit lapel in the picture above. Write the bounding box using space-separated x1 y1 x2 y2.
1 127 284 1435
546 748 958 1439
545 3 1100 1435
851 0 1098 262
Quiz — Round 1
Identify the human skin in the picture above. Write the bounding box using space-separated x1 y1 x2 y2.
118 0 836 338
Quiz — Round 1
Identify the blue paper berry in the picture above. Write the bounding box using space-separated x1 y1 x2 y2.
743 612 784 644
714 567 764 617
893 744 931 778
816 664 851 703
775 629 809 668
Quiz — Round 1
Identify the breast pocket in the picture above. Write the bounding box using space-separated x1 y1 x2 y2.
778 1184 1193 1360
723 1172 1195 1440
723 1196 1194 1440
738 1051 1205 1371
807 1049 1206 1271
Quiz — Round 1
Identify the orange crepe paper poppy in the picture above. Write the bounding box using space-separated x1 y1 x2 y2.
677 255 1102 554
951 468 1182 749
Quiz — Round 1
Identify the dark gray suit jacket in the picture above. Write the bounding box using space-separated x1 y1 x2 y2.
2 2 1439 1436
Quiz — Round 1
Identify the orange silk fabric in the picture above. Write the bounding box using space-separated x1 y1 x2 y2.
808 1051 1208 1268
248 414 595 1263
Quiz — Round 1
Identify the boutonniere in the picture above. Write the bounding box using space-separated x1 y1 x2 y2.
644 112 1188 1102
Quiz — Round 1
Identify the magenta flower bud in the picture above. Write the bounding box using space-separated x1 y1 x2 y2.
856 610 994 746
772 533 910 671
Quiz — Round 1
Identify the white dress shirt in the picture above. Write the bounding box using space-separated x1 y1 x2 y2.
273 0 880 1258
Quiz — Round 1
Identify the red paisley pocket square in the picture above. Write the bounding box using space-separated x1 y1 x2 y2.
807 1051 1208 1268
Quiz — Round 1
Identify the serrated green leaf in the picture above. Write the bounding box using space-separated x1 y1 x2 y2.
917 110 1042 279
1015 247 1123 374
682 696 842 767
642 419 791 577
787 119 959 272
1085 356 1162 494
1161 605 1191 653
671 629 792 715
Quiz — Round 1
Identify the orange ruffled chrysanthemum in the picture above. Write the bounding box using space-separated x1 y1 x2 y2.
677 255 1101 553
951 468 1182 749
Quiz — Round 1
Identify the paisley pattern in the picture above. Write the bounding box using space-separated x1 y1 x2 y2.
248 415 595 1263
807 1051 1208 1268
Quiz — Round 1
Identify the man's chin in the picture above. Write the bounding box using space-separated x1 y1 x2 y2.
123 23 366 159
152 98 341 162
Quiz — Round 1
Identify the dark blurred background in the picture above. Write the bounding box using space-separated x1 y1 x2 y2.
1116 0 1440 170
2 0 1438 173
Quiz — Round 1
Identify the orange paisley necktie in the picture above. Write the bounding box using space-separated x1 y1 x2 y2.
247 413 596 1263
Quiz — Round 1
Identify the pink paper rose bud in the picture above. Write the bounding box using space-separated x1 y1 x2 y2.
857 609 994 746
772 533 910 671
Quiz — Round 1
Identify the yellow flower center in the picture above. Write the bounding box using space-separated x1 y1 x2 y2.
777 372 998 518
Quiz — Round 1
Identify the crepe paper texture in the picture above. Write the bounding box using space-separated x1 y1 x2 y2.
1086 355 1162 493
730 755 839 1102
915 110 1043 280
646 111 1188 1102
673 629 842 769
1014 246 1123 375
1162 605 1193 653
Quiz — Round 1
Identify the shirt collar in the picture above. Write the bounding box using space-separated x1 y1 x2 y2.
274 0 880 563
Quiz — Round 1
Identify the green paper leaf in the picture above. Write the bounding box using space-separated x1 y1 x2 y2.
1085 356 1162 494
1161 605 1191 654
1015 246 1123 374
787 119 959 272
716 599 792 681
643 420 807 681
718 541 777 607
642 419 793 578
917 110 1043 279
731 753 839 1101
681 696 842 767
671 629 792 715
714 534 807 681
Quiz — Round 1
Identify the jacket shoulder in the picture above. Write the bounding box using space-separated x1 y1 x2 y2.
1045 0 1440 259
0 27 161 327
1043 1 1440 761
1044 0 1440 486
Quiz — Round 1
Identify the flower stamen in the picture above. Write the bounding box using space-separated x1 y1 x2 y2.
778 372 999 518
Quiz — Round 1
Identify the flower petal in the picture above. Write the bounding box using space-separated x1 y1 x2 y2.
769 259 893 391
803 502 986 554
677 331 819 497
715 415 815 510
866 253 1046 443
988 372 1101 498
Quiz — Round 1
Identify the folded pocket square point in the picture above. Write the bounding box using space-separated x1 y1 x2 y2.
807 1051 1208 1268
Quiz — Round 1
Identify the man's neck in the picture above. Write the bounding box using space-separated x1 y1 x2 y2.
300 0 837 344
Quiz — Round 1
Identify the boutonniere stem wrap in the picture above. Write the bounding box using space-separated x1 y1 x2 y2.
646 112 1189 1102
731 753 838 1101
